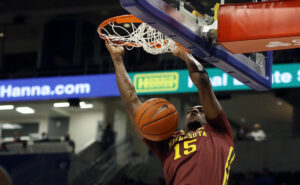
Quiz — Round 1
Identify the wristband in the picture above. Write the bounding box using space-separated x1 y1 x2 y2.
186 52 204 72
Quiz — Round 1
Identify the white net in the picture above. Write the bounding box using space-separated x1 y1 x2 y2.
99 22 178 55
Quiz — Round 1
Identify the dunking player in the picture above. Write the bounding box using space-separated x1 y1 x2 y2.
105 42 235 185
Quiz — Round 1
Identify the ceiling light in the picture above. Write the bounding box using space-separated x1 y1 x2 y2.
0 105 14 110
16 107 35 114
53 102 70 108
80 102 94 109
1 123 22 130
123 23 131 28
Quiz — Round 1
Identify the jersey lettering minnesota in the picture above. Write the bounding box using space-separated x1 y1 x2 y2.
143 111 235 185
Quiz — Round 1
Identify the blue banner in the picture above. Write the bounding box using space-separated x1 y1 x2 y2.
0 75 120 102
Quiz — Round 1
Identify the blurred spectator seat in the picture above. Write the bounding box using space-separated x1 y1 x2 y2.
33 142 71 153
2 141 71 154
5 143 24 153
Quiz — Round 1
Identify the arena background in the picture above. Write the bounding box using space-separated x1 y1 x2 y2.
0 0 299 185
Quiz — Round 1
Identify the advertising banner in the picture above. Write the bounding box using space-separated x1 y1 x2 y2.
130 63 300 94
0 63 298 101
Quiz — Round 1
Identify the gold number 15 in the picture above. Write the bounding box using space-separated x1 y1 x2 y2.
174 139 197 160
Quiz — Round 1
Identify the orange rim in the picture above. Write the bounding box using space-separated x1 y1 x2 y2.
98 14 143 47
98 14 190 52
98 14 142 36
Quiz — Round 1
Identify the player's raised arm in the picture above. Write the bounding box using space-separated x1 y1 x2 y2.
172 47 222 120
105 42 142 125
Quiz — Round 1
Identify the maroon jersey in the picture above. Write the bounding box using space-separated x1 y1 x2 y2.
143 111 235 185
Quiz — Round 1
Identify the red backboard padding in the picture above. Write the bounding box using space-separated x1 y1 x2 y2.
218 0 300 53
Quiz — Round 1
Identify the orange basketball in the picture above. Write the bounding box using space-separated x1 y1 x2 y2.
136 98 178 141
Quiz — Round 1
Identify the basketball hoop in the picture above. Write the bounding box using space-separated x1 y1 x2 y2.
98 14 183 55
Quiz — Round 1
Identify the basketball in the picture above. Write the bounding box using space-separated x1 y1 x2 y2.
135 98 178 141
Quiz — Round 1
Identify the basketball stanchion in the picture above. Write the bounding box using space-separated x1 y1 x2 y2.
135 98 178 141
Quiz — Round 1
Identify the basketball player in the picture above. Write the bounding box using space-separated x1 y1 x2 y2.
105 42 235 185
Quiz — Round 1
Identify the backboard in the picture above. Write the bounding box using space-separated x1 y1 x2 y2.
119 0 273 91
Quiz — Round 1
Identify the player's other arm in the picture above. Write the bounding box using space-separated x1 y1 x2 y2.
173 48 221 120
173 48 233 138
105 42 142 126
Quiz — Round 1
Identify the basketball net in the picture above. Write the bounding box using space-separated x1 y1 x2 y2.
98 15 178 55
